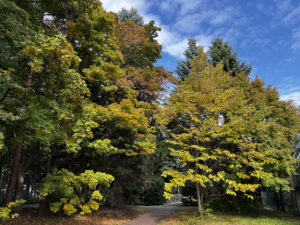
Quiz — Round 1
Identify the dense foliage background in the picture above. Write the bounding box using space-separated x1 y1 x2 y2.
0 0 298 219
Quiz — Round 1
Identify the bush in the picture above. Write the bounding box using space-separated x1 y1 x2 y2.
0 199 26 220
40 169 114 215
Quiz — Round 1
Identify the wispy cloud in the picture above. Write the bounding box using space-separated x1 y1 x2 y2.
282 6 300 25
278 76 300 106
291 27 300 50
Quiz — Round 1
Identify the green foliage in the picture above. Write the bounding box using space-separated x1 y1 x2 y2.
0 199 26 220
0 0 171 212
245 78 298 191
209 196 262 213
159 48 298 210
177 37 252 80
115 20 162 68
175 38 199 80
0 0 34 69
89 98 156 156
208 38 252 76
20 34 94 152
118 8 144 25
140 176 166 205
40 169 114 215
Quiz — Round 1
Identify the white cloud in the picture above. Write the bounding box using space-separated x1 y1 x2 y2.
280 91 300 106
101 0 160 24
100 0 250 61
278 77 300 107
101 0 150 13
195 34 213 51
164 39 188 58
174 7 236 33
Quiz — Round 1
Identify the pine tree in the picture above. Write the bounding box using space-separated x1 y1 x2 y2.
208 38 252 76
175 38 199 80
118 8 144 26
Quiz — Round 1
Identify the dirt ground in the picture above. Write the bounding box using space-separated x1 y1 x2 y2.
1 206 147 225
1 202 189 225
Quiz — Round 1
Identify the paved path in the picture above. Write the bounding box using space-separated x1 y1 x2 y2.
126 202 187 225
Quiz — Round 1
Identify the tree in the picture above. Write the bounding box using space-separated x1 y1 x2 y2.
37 0 173 207
118 8 144 26
3 33 96 207
0 0 37 204
1 0 173 212
175 38 199 80
159 48 298 214
245 78 299 192
208 38 252 76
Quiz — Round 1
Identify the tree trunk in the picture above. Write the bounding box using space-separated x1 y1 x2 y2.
4 140 23 205
279 190 285 211
15 166 24 200
195 182 203 215
38 151 53 217
16 150 35 201
4 69 32 205
0 157 4 190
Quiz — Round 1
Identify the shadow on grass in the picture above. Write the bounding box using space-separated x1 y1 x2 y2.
159 207 299 225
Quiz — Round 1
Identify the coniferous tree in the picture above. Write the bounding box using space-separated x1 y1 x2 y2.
118 8 144 26
175 38 199 80
208 38 252 76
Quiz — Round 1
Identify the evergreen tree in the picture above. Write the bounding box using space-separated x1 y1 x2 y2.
118 8 144 26
175 38 199 80
208 38 252 76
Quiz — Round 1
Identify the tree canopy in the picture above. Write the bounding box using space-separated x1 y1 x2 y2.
159 48 298 213
0 0 298 220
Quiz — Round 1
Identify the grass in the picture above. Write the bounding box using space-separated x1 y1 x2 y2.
159 208 300 225
1 207 150 225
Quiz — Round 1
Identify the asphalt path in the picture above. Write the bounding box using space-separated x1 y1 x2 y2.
126 202 189 225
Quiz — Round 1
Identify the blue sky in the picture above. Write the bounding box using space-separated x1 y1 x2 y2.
102 0 300 106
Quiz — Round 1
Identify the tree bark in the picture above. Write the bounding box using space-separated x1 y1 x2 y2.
15 166 24 200
38 151 53 217
195 182 203 215
0 157 4 189
4 140 23 205
4 69 32 205
15 149 36 201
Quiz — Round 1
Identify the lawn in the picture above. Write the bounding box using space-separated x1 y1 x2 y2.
159 208 300 225
1 207 149 225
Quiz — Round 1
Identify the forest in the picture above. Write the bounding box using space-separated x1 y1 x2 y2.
0 0 299 223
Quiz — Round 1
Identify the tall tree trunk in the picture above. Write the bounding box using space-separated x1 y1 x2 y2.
195 182 203 215
0 157 4 189
38 151 53 217
4 69 32 205
4 140 23 205
15 166 24 200
16 150 35 201
279 190 285 211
